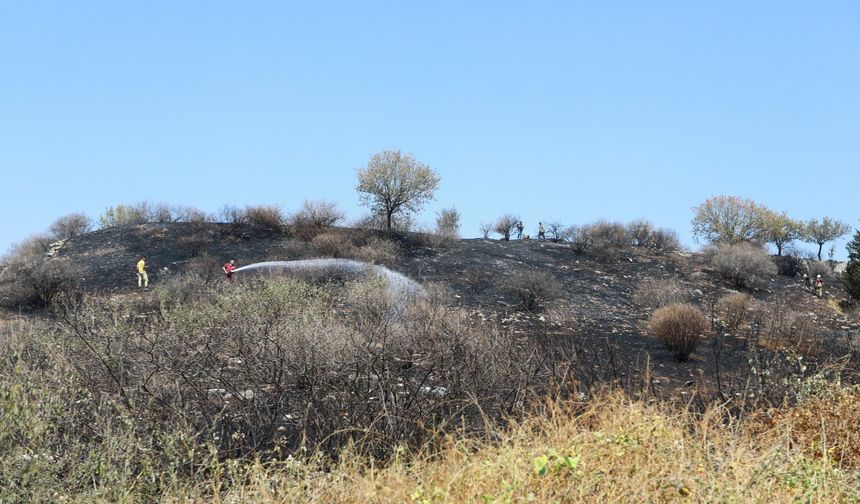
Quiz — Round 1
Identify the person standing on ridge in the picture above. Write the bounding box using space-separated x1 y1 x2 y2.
537 222 546 240
137 256 148 289
223 259 237 283
516 221 524 240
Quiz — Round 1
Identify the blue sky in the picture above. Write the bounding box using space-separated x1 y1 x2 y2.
1 1 858 258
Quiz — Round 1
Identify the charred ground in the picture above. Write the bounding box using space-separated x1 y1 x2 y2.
4 222 859 401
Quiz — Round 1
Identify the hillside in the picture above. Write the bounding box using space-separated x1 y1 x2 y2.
2 223 860 502
13 222 860 400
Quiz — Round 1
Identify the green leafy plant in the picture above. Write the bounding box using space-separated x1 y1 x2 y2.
533 449 581 476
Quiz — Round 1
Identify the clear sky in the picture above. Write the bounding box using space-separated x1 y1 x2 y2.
2 1 858 258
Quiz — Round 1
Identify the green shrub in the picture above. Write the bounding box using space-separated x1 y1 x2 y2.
435 207 461 239
844 229 860 300
98 202 151 227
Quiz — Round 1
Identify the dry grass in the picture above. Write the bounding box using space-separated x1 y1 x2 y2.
164 389 860 503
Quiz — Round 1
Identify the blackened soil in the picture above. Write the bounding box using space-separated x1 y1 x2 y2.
14 225 860 401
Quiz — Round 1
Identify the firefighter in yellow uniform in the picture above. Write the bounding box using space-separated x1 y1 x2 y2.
137 256 148 289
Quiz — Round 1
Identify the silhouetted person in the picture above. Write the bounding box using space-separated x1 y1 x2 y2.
223 259 237 283
516 221 524 240
537 222 545 240
137 256 148 289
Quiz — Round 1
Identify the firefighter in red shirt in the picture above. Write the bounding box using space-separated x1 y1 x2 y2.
222 259 237 283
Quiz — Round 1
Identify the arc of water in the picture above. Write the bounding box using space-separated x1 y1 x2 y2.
232 258 422 297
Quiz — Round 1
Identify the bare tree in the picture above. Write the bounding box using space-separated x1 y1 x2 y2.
49 213 92 239
479 222 493 239
545 221 564 242
493 214 519 241
356 150 440 232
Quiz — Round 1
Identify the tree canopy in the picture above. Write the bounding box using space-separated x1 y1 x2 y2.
356 150 440 232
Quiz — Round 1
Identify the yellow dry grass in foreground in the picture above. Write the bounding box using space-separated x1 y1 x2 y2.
167 388 860 503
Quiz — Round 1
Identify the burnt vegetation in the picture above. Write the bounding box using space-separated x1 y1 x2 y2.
0 197 858 501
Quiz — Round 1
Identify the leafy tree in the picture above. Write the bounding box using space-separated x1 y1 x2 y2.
760 210 801 256
802 217 850 260
356 150 440 232
691 195 769 244
843 227 860 300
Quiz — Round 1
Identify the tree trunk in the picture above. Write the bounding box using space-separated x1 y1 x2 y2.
817 242 824 261
386 210 393 232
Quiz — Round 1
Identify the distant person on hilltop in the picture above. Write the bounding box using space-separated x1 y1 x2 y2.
516 221 524 240
815 274 824 298
223 259 237 283
537 222 545 240
136 256 148 289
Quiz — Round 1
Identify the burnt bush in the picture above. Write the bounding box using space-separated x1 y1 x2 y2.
806 260 831 280
566 221 628 258
505 270 561 311
631 278 690 310
706 242 777 289
773 254 803 277
627 219 654 247
544 221 565 242
648 303 709 362
567 220 679 258
312 231 357 258
355 237 401 267
463 268 493 294
244 205 287 236
493 214 519 241
1 234 78 309
0 257 77 309
650 227 681 254
48 213 92 239
52 276 556 463
288 200 344 240
353 212 414 233
716 292 754 331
